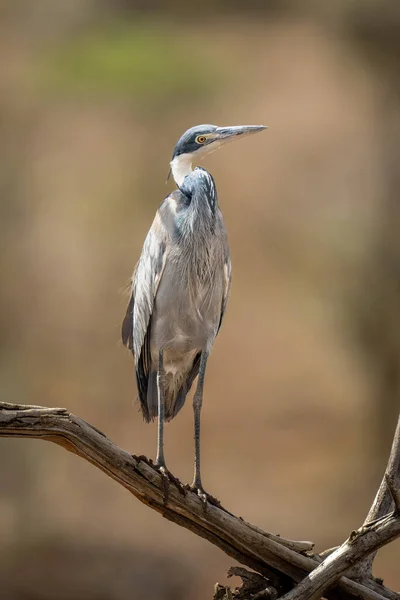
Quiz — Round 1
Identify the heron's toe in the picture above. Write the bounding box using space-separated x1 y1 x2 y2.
188 483 221 508
156 464 186 499
193 485 208 505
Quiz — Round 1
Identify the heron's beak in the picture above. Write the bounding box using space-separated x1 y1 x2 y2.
210 125 267 143
215 125 266 138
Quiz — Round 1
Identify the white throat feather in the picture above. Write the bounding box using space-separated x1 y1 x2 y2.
170 154 195 187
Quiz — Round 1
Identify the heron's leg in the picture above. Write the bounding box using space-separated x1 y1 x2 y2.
155 349 166 468
191 351 209 492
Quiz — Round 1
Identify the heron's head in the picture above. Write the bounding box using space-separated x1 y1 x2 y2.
170 123 267 186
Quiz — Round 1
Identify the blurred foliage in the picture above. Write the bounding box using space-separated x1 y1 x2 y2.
38 20 223 101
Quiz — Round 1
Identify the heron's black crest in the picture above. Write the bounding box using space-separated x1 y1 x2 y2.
172 124 217 158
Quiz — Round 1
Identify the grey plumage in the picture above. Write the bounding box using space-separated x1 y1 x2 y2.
122 167 230 422
122 123 266 493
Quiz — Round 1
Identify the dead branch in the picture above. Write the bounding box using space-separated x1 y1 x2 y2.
278 513 400 600
1 402 399 600
349 413 400 581
367 413 400 522
271 412 400 600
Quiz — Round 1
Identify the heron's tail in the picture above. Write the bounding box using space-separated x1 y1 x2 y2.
144 371 158 422
143 352 201 422
144 372 190 422
169 387 188 420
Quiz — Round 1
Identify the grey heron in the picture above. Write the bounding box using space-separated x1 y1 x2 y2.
122 123 266 497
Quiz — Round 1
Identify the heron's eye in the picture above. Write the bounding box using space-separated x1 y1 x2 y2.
196 135 206 144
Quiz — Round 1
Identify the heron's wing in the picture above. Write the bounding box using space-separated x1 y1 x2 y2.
218 254 232 333
122 209 168 414
132 212 167 359
121 267 137 351
217 217 232 333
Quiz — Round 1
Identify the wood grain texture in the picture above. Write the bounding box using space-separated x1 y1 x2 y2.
1 402 399 600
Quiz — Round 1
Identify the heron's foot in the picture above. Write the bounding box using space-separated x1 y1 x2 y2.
157 465 170 505
155 463 187 501
187 481 221 508
191 485 208 506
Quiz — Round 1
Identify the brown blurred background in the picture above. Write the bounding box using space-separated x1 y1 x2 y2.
1 1 400 598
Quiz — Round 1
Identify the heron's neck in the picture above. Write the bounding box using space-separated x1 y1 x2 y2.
170 154 194 187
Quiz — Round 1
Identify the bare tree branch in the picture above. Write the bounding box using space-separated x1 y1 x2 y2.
277 514 400 600
0 402 398 600
365 413 400 523
271 413 400 600
349 412 400 580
